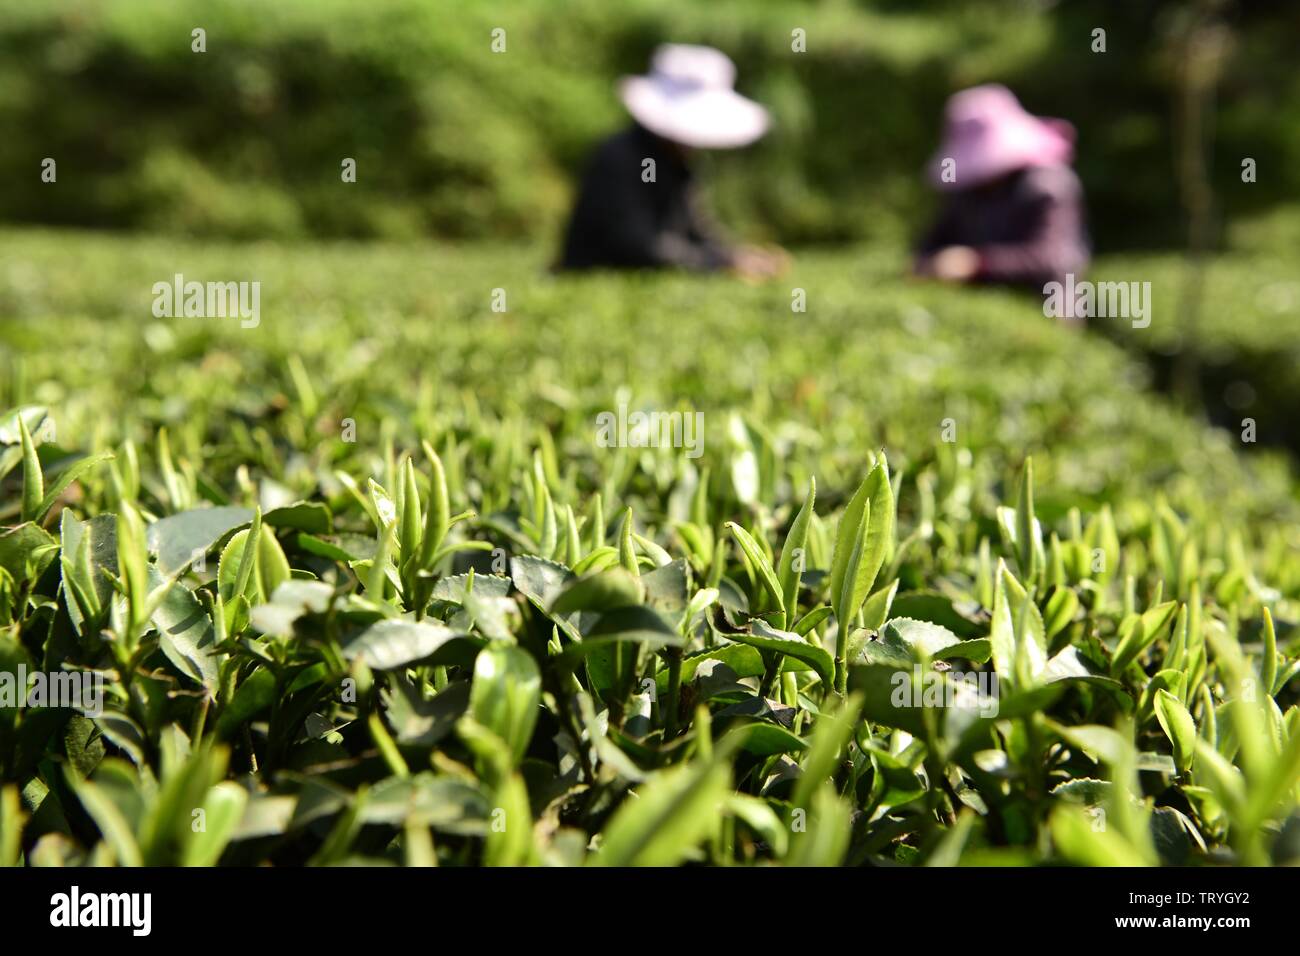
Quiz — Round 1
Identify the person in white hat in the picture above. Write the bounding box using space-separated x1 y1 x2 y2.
913 84 1090 290
557 44 787 278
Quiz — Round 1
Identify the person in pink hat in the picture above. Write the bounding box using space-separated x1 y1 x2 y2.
913 85 1090 290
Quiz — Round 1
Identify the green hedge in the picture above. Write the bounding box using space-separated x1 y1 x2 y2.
2 0 1297 246
1093 231 1300 452
2 227 1295 525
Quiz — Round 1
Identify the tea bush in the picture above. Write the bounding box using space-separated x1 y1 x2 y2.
0 229 1297 866
1093 237 1300 451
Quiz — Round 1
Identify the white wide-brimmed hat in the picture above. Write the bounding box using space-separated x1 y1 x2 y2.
619 44 770 149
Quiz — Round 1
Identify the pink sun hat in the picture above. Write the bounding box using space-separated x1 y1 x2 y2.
928 84 1075 190
619 44 770 150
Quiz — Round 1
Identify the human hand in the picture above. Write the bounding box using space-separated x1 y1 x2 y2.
730 244 789 282
925 245 980 282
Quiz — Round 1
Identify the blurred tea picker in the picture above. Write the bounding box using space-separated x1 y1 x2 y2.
913 85 1090 294
556 44 788 280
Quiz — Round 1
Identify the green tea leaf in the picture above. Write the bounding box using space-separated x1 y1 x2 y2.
33 451 113 525
216 668 277 739
777 478 815 629
592 746 732 867
830 456 893 629
550 568 643 615
1153 689 1196 772
183 781 247 867
723 618 834 688
149 566 218 690
18 415 43 523
792 692 861 810
344 619 463 670
727 521 784 615
469 643 541 768
147 506 255 575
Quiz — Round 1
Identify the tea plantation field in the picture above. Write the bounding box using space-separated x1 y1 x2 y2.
1 229 1297 866
1092 247 1300 452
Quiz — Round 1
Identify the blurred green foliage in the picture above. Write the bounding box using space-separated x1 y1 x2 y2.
1 0 1296 248
1094 235 1300 450
1 228 1297 865
2 227 1295 526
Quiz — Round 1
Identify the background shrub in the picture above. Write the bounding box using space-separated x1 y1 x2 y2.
2 0 1297 248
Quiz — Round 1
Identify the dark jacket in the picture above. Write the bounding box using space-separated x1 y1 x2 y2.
557 124 734 272
917 164 1090 288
